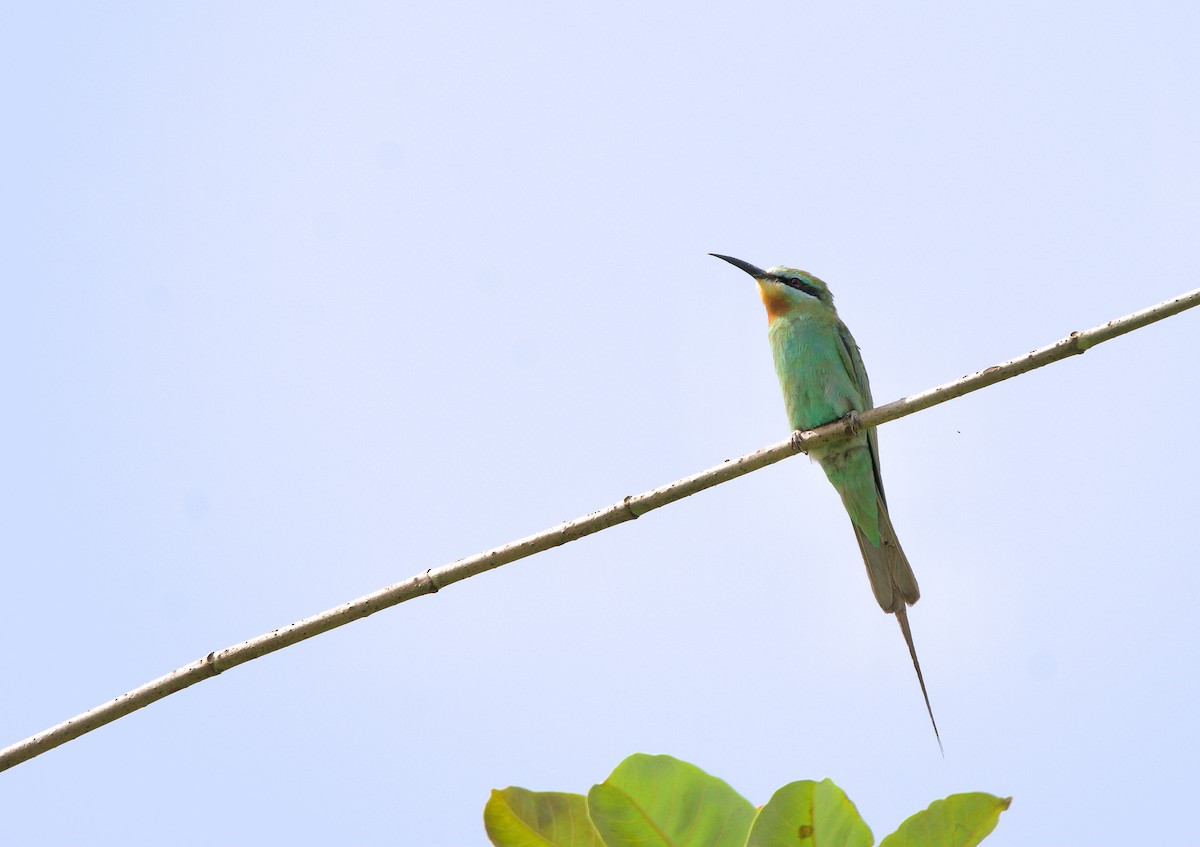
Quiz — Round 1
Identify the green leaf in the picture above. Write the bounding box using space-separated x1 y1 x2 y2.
484 787 604 847
586 753 756 847
878 793 1011 847
745 778 873 847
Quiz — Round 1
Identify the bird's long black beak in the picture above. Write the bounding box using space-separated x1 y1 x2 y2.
709 253 768 279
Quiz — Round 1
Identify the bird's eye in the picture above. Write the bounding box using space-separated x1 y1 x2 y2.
783 277 822 299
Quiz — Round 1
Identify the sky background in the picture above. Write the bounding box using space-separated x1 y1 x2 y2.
3 3 1199 845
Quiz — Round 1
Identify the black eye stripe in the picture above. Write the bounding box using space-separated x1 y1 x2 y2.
778 276 823 299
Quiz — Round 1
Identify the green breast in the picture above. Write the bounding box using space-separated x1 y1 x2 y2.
768 314 864 432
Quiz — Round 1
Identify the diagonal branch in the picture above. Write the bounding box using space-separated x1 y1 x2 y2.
2 286 1198 773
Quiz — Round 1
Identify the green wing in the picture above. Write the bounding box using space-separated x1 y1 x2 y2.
834 319 887 507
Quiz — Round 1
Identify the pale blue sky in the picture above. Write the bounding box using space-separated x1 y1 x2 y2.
3 3 1199 844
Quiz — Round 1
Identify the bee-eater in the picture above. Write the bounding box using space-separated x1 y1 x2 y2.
711 253 938 745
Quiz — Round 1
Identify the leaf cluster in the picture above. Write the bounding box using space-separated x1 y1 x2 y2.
485 754 1009 847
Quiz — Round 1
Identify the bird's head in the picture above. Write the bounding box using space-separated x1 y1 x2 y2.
709 254 834 321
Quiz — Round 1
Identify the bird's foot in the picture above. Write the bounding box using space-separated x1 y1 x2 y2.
841 409 863 437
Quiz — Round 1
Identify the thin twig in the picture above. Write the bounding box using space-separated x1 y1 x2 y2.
2 286 1197 773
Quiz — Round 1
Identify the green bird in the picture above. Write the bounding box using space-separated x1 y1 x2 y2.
711 253 938 745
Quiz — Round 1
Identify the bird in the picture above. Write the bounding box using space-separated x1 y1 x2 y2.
710 253 939 747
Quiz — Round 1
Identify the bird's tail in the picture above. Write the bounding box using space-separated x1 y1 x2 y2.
853 499 940 750
851 496 919 614
896 604 941 752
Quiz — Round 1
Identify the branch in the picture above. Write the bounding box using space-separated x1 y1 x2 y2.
3 286 1197 773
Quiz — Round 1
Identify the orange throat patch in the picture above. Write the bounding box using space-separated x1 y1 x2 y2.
758 281 794 321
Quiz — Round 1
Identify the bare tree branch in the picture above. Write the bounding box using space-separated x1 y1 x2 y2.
3 286 1197 773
